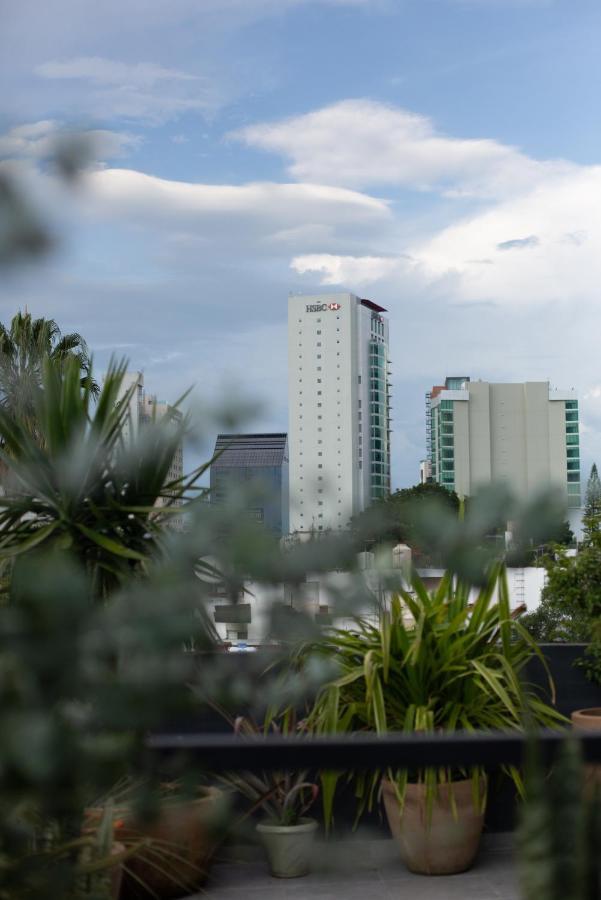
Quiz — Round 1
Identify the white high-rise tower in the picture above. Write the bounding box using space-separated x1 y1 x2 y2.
288 292 390 534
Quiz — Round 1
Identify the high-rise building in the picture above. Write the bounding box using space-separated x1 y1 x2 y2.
288 292 391 534
426 376 580 509
116 372 184 523
210 433 289 537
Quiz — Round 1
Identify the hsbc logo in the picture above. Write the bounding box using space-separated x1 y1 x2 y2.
305 302 342 313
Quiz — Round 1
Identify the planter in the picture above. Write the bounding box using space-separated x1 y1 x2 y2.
88 785 225 899
571 707 601 789
256 818 318 878
382 777 486 875
571 707 601 730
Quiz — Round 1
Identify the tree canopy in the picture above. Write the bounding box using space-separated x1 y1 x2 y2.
583 462 601 542
0 310 97 447
351 482 460 554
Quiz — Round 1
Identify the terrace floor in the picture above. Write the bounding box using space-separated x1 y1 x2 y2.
197 833 519 900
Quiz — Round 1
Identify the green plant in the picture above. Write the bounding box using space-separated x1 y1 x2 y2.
217 714 319 827
350 481 460 553
522 533 601 685
0 354 215 599
583 463 601 542
0 311 98 446
518 737 601 900
303 562 565 824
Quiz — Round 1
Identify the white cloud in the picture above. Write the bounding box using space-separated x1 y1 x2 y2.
292 253 406 285
0 120 139 162
233 98 572 197
81 168 390 237
35 57 198 87
412 165 601 305
34 56 216 123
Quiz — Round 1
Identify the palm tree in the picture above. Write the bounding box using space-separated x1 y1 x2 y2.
0 311 97 445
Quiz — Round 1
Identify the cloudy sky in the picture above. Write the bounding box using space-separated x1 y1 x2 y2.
2 0 601 486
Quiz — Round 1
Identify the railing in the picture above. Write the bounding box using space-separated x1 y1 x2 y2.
147 729 601 771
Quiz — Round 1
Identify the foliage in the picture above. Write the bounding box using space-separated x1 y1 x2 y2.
0 311 98 445
521 532 601 685
350 482 460 552
0 550 217 899
583 463 601 542
519 596 590 644
518 737 601 900
215 713 319 827
0 355 214 599
302 562 565 826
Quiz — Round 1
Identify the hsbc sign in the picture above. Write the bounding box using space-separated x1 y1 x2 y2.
305 302 342 313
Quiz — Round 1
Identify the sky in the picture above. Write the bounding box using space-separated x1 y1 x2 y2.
2 0 601 488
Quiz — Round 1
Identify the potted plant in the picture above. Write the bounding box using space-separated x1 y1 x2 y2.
304 563 565 875
218 715 319 878
84 779 227 898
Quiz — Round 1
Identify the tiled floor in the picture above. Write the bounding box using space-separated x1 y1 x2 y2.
197 834 519 899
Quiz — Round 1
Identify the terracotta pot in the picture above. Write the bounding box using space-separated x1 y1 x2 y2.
88 786 225 899
256 818 318 878
571 708 601 789
381 777 486 875
571 707 601 730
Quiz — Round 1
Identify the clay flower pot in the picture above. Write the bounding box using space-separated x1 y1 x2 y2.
256 818 318 878
382 777 486 875
87 785 225 899
121 785 224 898
571 707 601 731
572 708 601 788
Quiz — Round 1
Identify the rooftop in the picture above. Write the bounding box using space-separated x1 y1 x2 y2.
213 433 288 468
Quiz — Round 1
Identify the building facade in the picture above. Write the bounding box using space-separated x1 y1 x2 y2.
117 372 184 524
426 376 580 509
288 292 391 534
210 433 289 537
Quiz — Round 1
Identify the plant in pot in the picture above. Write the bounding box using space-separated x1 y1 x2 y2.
304 562 565 875
84 778 228 899
218 715 319 879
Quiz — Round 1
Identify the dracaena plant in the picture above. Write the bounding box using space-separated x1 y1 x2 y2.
217 713 319 827
302 561 566 825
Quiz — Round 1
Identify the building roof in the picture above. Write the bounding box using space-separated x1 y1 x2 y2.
360 298 387 313
212 433 288 468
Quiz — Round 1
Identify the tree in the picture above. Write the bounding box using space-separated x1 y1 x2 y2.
0 310 97 446
583 463 601 542
521 531 601 683
351 482 460 553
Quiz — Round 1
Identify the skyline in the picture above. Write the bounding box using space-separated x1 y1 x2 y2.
2 0 601 488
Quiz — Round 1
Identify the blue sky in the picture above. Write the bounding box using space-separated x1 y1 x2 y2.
2 0 601 487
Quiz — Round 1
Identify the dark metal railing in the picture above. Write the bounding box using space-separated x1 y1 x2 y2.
147 729 601 771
